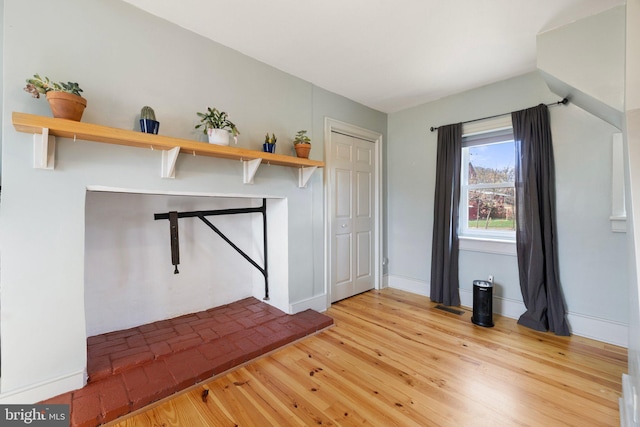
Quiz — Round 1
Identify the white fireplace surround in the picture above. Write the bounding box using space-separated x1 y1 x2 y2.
0 127 323 404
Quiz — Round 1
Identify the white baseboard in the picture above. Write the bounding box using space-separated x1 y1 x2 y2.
387 275 429 296
566 311 628 347
460 288 628 346
0 369 85 404
380 274 389 289
289 294 328 314
388 275 629 348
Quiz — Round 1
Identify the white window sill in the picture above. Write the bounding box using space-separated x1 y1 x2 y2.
610 216 627 233
459 236 517 256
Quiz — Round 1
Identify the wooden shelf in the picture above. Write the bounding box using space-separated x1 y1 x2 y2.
12 112 324 186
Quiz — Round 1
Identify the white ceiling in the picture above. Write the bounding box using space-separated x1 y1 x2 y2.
122 0 623 113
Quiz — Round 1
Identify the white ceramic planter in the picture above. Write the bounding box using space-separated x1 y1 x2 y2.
207 128 230 145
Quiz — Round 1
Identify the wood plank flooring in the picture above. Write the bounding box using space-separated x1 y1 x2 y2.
109 288 627 426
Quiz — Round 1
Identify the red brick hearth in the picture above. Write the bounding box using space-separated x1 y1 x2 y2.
40 297 333 427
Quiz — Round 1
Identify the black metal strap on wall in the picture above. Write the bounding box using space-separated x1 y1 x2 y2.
154 198 269 300
169 211 180 274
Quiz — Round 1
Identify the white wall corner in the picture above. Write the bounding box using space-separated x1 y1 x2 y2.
289 293 328 314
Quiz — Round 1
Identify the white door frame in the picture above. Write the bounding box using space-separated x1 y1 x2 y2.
324 117 383 305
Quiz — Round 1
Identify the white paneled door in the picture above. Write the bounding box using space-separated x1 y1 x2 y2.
330 131 375 302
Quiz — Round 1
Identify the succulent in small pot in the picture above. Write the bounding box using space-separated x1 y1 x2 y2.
195 107 240 145
24 73 87 121
263 133 277 153
140 106 159 134
293 130 311 158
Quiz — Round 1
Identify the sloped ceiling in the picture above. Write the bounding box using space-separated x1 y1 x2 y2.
121 0 623 113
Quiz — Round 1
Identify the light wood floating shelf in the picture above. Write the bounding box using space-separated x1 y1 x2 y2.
12 112 324 186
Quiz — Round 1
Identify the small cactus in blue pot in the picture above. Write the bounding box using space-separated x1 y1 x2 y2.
140 106 159 134
263 133 277 153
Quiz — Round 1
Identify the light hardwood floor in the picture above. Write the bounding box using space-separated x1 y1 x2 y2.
110 288 626 426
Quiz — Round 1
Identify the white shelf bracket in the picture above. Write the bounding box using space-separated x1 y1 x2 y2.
33 128 56 170
243 158 262 184
161 147 180 178
298 166 317 188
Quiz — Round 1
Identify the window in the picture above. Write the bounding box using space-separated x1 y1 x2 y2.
460 125 515 241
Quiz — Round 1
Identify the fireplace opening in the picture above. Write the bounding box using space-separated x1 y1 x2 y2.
84 189 289 337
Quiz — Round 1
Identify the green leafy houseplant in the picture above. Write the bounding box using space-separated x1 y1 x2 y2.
195 107 240 137
293 130 311 158
24 74 84 97
294 130 311 144
24 73 87 121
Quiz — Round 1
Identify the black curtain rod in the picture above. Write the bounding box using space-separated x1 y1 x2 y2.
429 98 568 132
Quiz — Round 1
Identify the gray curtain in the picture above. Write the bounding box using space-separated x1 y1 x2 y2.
430 123 462 306
512 104 570 336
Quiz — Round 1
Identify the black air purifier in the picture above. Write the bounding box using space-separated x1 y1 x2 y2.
472 280 494 327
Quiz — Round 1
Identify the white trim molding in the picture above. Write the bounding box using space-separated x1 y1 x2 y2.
388 275 429 297
387 275 628 347
459 236 517 256
324 118 384 303
381 273 390 289
459 288 628 347
290 294 329 314
463 115 512 136
0 369 85 404
611 132 627 232
619 374 637 427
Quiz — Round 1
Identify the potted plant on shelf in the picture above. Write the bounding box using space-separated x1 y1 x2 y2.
293 130 311 158
195 107 240 145
263 133 277 153
24 73 87 121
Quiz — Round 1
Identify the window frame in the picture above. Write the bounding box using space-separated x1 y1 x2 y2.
459 116 516 243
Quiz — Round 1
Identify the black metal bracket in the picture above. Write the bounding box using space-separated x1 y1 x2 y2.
154 198 269 300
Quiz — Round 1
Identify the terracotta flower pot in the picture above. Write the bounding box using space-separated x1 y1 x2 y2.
294 143 311 159
46 91 87 121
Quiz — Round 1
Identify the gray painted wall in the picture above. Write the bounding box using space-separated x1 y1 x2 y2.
387 71 628 326
0 0 386 398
